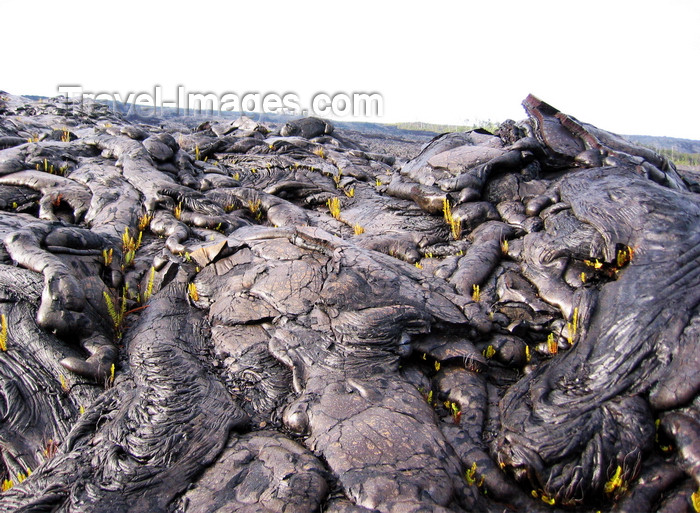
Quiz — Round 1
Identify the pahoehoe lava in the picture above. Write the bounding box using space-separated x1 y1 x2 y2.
0 91 698 512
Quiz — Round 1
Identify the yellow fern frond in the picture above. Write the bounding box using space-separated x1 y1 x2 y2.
188 282 199 302
472 284 480 302
0 314 7 351
327 197 341 220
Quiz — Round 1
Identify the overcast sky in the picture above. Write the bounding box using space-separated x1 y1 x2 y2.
3 0 699 139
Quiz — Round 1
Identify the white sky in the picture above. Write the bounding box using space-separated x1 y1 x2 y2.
3 0 699 139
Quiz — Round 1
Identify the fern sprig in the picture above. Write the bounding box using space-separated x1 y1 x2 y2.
144 266 156 302
0 313 7 351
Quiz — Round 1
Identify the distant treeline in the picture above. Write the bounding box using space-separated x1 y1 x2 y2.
656 148 700 167
390 120 501 134
639 145 700 167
